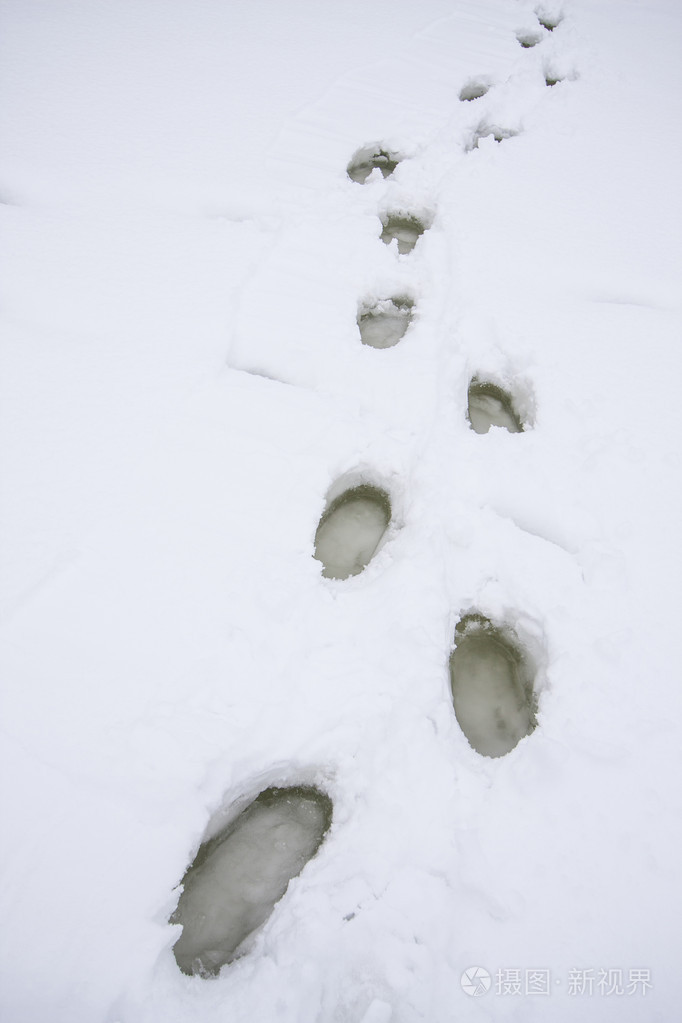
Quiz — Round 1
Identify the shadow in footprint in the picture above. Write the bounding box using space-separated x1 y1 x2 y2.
171 786 333 977
516 29 543 48
379 213 428 254
467 380 524 434
347 144 401 184
536 8 563 31
459 79 492 102
467 125 518 151
449 615 537 758
544 61 569 86
314 483 391 580
357 296 414 349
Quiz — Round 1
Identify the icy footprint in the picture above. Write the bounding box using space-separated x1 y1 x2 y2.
170 786 332 977
380 213 427 255
357 296 414 349
449 616 537 758
347 144 400 184
467 380 523 434
314 484 391 580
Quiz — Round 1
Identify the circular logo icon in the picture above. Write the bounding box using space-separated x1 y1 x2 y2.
461 966 491 997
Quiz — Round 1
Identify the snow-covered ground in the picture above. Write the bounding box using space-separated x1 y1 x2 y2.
1 0 681 1020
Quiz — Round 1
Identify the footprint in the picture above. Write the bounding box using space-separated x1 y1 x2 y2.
467 380 524 434
466 124 518 152
459 79 492 102
536 8 563 31
516 29 543 48
347 144 401 184
314 483 391 580
357 296 414 349
449 615 537 758
170 786 333 977
379 212 428 254
544 61 575 87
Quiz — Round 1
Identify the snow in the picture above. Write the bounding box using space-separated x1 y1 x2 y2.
1 0 681 1021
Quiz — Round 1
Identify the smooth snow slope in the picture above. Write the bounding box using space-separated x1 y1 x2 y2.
1 1 681 1021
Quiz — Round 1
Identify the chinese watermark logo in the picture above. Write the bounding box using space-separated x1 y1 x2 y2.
496 968 550 995
460 967 652 998
460 967 491 997
567 968 652 997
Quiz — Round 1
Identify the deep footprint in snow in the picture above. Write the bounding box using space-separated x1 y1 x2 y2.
544 61 570 86
516 29 543 48
536 8 563 31
467 125 518 151
347 144 400 183
314 484 391 580
449 615 537 758
171 786 333 977
467 380 523 434
379 213 428 254
459 79 491 102
357 296 414 349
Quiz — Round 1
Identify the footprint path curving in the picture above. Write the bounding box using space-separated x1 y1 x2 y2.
335 4 573 746
169 0 580 987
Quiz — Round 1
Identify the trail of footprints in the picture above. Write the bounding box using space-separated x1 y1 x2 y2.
171 9 574 980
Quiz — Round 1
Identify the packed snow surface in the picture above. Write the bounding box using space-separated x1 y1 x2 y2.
1 0 681 1021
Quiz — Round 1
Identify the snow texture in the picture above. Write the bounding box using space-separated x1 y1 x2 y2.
1 0 681 1021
